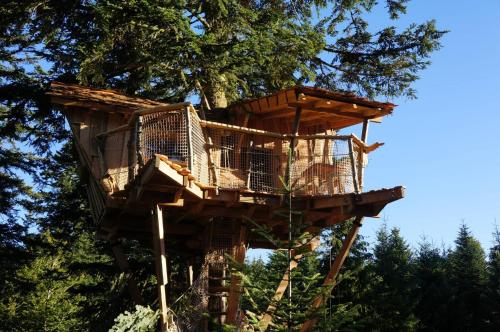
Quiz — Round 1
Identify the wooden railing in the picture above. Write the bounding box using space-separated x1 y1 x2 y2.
97 104 382 196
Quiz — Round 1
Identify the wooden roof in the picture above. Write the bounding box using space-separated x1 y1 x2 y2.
230 86 396 131
48 82 395 131
48 82 168 113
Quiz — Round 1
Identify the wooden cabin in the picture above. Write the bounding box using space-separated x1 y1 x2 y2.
48 82 404 331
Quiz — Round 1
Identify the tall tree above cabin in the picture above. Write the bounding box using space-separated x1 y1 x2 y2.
0 1 445 109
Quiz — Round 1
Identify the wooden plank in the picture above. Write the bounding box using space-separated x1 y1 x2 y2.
312 194 353 209
259 108 296 120
277 91 287 106
152 205 169 332
268 93 278 109
285 89 297 103
258 97 269 113
225 225 247 324
300 217 363 332
259 237 320 331
357 119 369 191
311 187 404 210
200 120 283 138
356 186 405 205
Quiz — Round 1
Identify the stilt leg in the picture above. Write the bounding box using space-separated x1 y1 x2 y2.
226 224 247 325
153 205 169 332
299 216 364 332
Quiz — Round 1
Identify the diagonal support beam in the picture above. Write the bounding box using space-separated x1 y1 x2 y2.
153 205 169 332
259 236 320 332
299 216 364 332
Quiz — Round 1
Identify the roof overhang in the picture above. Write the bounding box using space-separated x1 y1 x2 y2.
47 81 168 113
230 86 396 131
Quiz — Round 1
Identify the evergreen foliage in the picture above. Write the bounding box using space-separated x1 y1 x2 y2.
109 305 159 332
0 1 470 331
445 224 488 331
487 226 500 329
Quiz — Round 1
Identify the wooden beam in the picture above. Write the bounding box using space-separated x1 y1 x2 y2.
226 225 247 324
153 205 169 332
300 217 364 332
357 119 369 191
259 237 320 331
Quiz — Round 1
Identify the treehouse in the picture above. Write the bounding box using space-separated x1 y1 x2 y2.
48 82 404 331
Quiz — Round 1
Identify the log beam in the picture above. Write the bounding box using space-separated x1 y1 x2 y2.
259 236 320 331
153 205 169 332
225 224 248 325
299 217 364 332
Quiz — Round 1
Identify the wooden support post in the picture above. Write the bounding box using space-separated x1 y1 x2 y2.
136 115 144 167
128 122 137 182
357 119 369 191
110 240 145 306
348 138 359 194
185 107 194 172
153 205 169 332
299 217 364 332
226 224 247 325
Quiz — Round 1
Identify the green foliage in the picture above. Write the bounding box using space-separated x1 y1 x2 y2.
413 239 449 331
0 1 448 331
362 225 419 331
109 305 159 332
487 226 500 329
445 224 488 330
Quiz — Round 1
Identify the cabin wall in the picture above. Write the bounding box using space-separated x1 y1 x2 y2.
65 109 131 194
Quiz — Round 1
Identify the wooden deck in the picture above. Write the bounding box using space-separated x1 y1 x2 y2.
98 154 404 249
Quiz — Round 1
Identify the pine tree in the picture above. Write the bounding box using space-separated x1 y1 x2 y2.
487 226 500 329
446 224 488 331
1 1 446 330
315 221 373 331
413 239 449 331
363 225 418 331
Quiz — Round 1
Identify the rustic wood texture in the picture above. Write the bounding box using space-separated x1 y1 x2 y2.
153 206 169 332
259 237 320 331
300 216 364 332
49 81 167 112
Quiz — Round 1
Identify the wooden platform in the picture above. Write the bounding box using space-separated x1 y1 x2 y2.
99 154 404 249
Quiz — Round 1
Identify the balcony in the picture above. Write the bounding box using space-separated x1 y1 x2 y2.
99 105 379 197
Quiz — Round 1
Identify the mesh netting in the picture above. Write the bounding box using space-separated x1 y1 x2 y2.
173 250 233 331
189 108 210 184
133 107 363 196
140 111 189 165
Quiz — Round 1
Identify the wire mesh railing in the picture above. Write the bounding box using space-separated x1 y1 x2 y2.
94 104 368 196
136 106 365 196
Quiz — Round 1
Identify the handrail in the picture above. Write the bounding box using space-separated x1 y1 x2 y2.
96 102 192 138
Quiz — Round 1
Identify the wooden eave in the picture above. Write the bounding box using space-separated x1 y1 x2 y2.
230 86 395 131
47 81 168 113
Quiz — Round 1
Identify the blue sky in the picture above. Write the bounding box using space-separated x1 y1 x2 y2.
351 0 500 252
250 1 500 259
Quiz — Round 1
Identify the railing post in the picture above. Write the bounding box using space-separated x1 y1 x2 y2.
185 107 194 172
348 138 359 194
136 115 144 167
357 119 369 192
127 124 137 183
